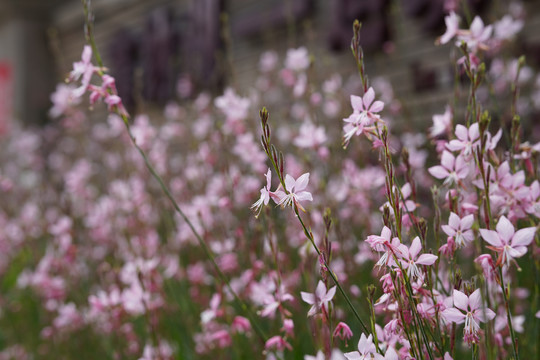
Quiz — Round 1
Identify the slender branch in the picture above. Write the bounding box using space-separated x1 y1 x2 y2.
80 0 267 345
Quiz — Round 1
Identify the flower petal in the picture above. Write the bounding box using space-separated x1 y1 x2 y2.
461 214 474 230
284 174 295 192
295 173 310 192
409 237 422 259
512 227 536 247
363 88 375 109
480 229 502 247
496 216 515 243
416 254 438 266
428 166 449 179
350 95 363 112
453 289 468 311
300 292 315 305
442 308 465 324
476 307 496 322
468 289 482 311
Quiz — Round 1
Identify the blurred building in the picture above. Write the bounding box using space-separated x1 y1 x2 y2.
2 0 540 129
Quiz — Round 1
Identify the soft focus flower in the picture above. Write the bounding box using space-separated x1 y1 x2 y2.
439 12 460 45
428 151 469 185
344 333 383 360
441 212 475 248
275 173 313 212
285 47 310 72
342 88 385 145
479 215 536 267
300 280 336 317
442 289 495 344
429 105 452 138
400 237 438 279
457 16 493 52
251 169 274 217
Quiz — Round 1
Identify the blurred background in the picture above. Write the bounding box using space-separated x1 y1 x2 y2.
1 0 540 129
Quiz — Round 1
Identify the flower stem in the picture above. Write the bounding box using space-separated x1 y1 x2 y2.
80 0 267 345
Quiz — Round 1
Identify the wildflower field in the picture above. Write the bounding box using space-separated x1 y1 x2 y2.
0 1 539 359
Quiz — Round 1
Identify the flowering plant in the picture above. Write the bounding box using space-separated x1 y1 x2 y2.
0 1 538 360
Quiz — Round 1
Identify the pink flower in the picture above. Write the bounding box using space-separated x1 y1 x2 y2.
69 45 96 97
479 215 536 267
494 15 523 41
265 335 292 352
259 285 294 318
428 151 469 185
441 212 475 248
343 88 384 145
365 226 403 268
442 289 495 344
251 169 274 217
300 280 336 317
439 12 461 45
429 105 452 138
285 47 310 72
275 173 313 212
446 123 480 159
294 121 327 149
399 237 438 279
49 84 82 118
344 333 383 360
214 88 250 132
333 321 353 342
457 16 493 52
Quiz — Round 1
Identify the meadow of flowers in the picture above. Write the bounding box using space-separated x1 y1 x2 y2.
0 1 539 359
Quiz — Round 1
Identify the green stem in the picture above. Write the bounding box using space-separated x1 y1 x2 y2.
80 0 267 345
498 267 520 360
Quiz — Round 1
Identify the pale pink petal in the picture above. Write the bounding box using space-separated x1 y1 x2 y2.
350 95 363 112
470 17 484 36
448 212 460 229
454 124 468 141
476 307 496 322
496 216 515 243
463 230 475 241
300 292 315 305
363 88 375 109
468 289 482 311
381 226 392 241
428 166 450 179
296 191 313 202
82 45 92 63
453 289 468 311
416 254 438 266
461 214 474 229
511 227 536 247
469 123 479 141
480 229 502 247
265 168 272 188
284 174 296 192
260 302 279 317
295 173 310 192
507 246 527 259
344 351 362 360
409 237 422 259
401 183 412 198
441 151 455 170
315 281 326 298
324 286 337 302
370 100 384 113
446 140 464 152
442 308 465 324
442 225 456 237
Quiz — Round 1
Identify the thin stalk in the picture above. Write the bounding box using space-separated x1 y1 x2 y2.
80 0 267 344
498 267 520 360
